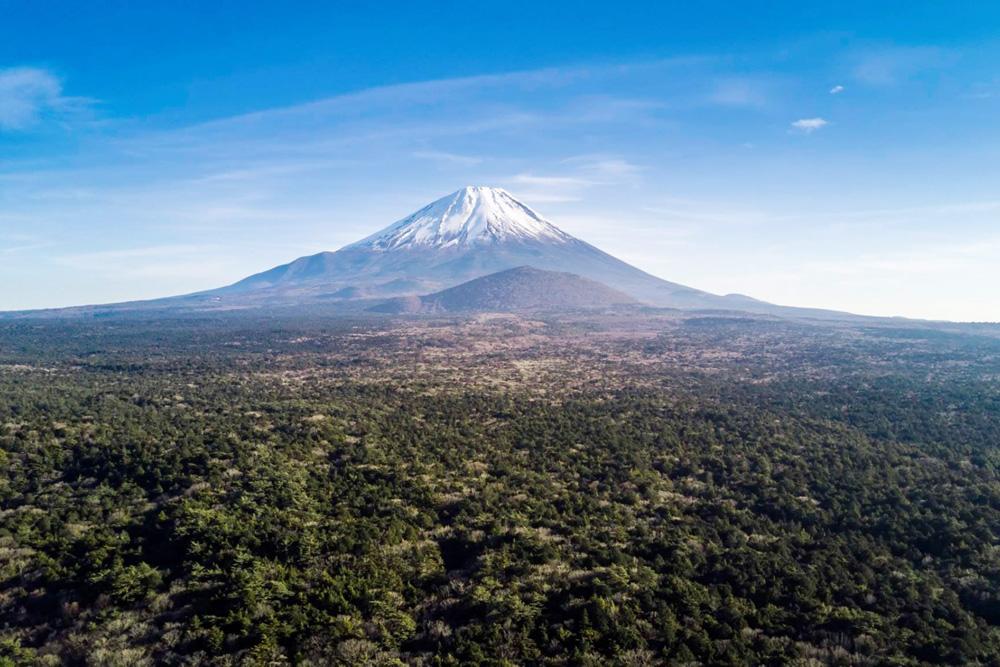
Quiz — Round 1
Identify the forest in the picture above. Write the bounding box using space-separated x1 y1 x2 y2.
0 311 998 665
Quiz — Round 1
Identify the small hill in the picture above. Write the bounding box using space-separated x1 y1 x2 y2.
371 266 637 314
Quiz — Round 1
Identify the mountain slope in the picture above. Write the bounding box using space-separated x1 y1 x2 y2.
371 266 637 314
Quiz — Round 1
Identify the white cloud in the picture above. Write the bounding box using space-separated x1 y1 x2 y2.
0 67 91 131
829 85 844 94
791 117 828 133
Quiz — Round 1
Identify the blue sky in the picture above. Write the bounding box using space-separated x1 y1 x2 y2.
2 1 999 320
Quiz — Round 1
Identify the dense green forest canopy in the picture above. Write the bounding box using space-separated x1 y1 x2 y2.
0 312 998 665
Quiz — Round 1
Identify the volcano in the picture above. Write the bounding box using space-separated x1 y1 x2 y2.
216 186 759 310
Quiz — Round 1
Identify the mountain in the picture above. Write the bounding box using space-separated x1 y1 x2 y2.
2 186 867 320
216 186 741 309
371 266 638 314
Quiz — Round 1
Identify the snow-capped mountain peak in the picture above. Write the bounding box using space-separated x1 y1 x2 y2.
216 184 765 313
349 186 571 251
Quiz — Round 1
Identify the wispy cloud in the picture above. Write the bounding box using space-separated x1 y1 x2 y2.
563 155 642 178
806 235 1000 277
642 197 776 228
122 67 673 168
57 244 216 262
508 173 594 201
192 159 357 183
791 117 828 133
0 67 93 131
709 77 770 108
411 150 483 166
850 46 956 86
0 231 54 255
511 173 594 188
967 79 1000 100
501 173 592 203
829 85 845 95
53 244 242 282
157 58 691 141
506 154 643 203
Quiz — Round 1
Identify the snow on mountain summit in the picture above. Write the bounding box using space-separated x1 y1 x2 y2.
349 186 572 251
